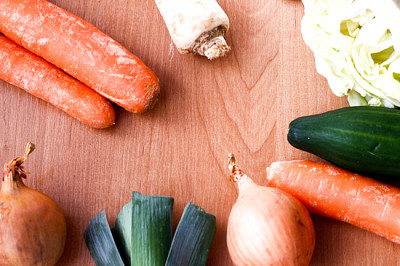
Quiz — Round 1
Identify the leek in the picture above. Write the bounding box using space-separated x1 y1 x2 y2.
84 210 124 266
166 202 216 266
131 192 174 266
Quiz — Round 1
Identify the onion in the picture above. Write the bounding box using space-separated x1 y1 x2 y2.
226 154 315 266
0 143 67 265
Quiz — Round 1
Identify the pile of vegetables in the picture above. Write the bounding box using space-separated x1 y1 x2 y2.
4 0 400 264
266 159 400 245
275 105 400 247
0 35 116 129
288 106 400 178
85 192 216 266
0 0 233 127
0 0 160 128
0 143 66 265
301 0 400 107
226 103 400 263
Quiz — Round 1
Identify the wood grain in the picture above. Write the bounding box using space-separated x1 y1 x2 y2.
0 0 399 265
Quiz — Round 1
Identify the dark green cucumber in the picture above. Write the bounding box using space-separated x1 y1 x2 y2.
287 106 400 179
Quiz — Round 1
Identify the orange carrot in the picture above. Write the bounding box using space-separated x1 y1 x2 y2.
0 35 115 128
266 160 400 244
0 0 159 113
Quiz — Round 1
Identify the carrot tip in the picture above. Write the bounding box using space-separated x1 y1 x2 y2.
148 92 160 110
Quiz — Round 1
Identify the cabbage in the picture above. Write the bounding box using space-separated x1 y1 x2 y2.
301 0 400 107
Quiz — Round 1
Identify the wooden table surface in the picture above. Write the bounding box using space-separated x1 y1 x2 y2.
1 0 400 265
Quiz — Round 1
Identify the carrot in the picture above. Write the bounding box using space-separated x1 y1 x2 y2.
266 160 400 244
0 0 160 113
0 34 115 128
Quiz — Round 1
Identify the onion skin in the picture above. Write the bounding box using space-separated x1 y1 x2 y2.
226 155 315 266
0 143 67 266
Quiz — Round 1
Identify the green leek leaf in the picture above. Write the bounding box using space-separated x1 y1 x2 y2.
84 210 124 266
112 201 132 265
131 192 174 266
165 202 216 266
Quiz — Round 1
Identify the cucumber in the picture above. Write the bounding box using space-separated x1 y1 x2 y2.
287 106 400 179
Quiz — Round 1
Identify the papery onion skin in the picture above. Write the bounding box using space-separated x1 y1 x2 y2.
0 188 67 265
0 143 67 266
226 155 315 266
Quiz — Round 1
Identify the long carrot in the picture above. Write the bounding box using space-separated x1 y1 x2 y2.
0 35 115 128
266 160 400 244
0 0 159 113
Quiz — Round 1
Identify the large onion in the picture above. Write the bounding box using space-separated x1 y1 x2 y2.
226 154 315 266
0 143 66 265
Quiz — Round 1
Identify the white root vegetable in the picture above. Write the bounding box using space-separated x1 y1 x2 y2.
154 0 230 59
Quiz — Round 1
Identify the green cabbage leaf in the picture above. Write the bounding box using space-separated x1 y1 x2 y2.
302 0 400 107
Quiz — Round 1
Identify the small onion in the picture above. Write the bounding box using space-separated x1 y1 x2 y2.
0 143 67 266
226 154 315 266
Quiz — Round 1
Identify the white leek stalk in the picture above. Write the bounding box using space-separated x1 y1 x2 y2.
155 0 230 59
